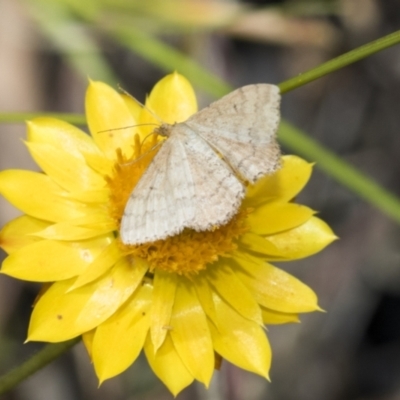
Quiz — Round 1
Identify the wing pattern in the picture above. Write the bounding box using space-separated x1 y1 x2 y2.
186 84 281 183
120 126 244 245
120 84 281 245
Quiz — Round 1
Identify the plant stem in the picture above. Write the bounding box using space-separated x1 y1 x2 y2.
279 121 400 223
110 25 232 98
0 338 80 396
0 113 86 125
279 30 400 93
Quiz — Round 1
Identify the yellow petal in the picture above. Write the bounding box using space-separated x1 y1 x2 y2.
70 241 146 291
27 118 111 176
33 223 113 241
206 264 262 325
33 213 116 241
92 282 152 382
146 72 198 124
238 232 285 259
209 292 271 378
25 142 105 193
170 279 214 386
194 275 217 325
138 72 198 139
28 258 142 341
144 334 194 396
82 329 95 359
85 80 138 160
261 307 300 325
247 202 315 235
1 237 111 281
35 212 117 240
151 270 178 351
245 155 312 206
121 93 142 121
28 117 96 156
234 252 320 313
267 216 338 260
66 189 109 204
0 170 91 222
0 216 49 254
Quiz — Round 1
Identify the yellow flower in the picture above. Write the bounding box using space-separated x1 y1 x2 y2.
0 73 336 395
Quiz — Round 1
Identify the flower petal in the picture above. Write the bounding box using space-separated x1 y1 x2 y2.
234 252 320 313
82 329 95 359
33 213 116 241
0 170 92 222
151 271 178 351
245 155 312 206
247 202 315 235
69 240 140 291
170 279 214 386
25 142 105 193
28 258 142 341
206 264 262 325
238 232 285 259
145 334 194 396
66 189 109 204
0 216 49 254
121 93 142 121
86 80 138 160
33 224 113 241
27 118 111 176
209 292 271 378
2 235 112 281
267 216 338 260
92 282 152 382
261 307 300 325
138 72 198 139
32 213 115 241
145 72 198 124
194 275 217 325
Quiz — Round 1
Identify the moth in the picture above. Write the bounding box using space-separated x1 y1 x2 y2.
120 84 281 245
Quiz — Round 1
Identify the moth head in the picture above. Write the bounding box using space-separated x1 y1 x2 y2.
154 123 173 138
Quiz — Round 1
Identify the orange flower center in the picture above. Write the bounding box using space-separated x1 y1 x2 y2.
106 133 248 276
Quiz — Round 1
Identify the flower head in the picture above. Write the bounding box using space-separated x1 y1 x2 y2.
0 73 336 395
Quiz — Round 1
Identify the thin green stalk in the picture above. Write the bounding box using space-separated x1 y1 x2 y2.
0 338 80 396
0 113 86 125
25 0 118 86
111 27 400 99
279 121 400 223
279 30 400 93
2 30 400 124
108 25 232 98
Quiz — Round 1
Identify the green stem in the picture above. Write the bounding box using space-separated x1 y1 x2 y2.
279 121 400 223
25 0 118 86
0 113 86 125
108 25 232 97
2 30 400 124
0 338 80 395
279 30 400 93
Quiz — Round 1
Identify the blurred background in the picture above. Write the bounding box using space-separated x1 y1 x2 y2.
1 0 400 399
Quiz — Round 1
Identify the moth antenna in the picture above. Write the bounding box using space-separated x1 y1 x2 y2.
97 123 159 134
141 130 160 147
118 84 165 124
122 140 164 166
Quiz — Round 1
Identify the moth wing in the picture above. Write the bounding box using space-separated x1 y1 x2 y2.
120 127 244 245
186 84 281 183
